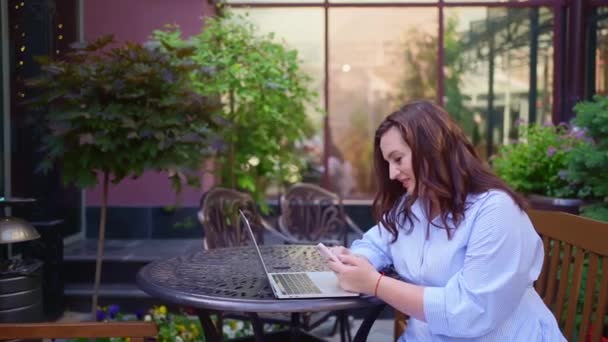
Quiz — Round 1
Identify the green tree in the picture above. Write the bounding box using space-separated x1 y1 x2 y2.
393 15 474 137
27 36 219 315
155 11 318 210
568 95 608 221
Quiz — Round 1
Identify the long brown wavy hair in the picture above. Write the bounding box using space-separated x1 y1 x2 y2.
372 100 527 242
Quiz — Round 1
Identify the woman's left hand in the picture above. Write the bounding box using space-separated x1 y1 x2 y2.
327 254 381 295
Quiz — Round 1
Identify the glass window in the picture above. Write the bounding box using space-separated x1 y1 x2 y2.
330 0 436 3
444 0 541 3
226 0 323 3
231 8 326 190
0 0 5 197
444 7 553 159
594 8 608 96
328 8 438 197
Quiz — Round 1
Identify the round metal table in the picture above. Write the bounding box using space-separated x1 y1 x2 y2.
137 245 386 341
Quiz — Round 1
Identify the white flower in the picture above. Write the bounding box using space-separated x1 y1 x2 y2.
248 156 260 167
144 314 152 322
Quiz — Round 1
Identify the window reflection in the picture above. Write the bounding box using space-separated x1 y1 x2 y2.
231 8 326 191
445 7 553 159
330 0 435 3
226 0 322 3
595 8 608 96
329 8 438 197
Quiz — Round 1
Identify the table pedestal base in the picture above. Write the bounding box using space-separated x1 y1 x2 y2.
196 303 386 342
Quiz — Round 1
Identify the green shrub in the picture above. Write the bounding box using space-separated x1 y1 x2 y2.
493 123 584 198
568 95 608 221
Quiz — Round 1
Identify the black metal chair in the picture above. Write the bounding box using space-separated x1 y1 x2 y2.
198 187 286 249
198 187 340 339
278 182 364 247
277 182 366 341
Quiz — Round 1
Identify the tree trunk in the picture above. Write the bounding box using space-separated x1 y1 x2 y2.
228 89 236 189
91 172 109 317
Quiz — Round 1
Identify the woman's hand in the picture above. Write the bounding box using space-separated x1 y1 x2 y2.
327 254 380 295
329 246 351 257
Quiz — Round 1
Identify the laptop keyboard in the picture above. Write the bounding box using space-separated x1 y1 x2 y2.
272 273 322 295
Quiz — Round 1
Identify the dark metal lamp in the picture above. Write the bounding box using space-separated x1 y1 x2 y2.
0 217 40 244
0 197 39 244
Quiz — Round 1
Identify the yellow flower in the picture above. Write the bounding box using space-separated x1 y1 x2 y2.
177 324 186 332
190 324 198 336
158 305 167 315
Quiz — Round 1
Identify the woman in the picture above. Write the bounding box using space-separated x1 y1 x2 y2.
327 100 565 341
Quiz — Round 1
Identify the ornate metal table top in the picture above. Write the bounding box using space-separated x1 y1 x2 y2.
136 245 379 313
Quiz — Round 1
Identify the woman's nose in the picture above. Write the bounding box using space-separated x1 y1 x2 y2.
389 165 399 180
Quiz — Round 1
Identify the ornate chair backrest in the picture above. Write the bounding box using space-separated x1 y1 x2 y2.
279 183 347 244
199 187 264 249
528 209 608 342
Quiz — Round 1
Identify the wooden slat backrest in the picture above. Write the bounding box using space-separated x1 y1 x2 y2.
0 321 158 341
529 209 608 342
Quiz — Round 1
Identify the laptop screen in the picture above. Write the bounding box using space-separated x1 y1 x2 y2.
239 210 270 275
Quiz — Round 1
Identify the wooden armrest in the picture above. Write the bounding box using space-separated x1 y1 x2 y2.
394 310 409 341
0 322 158 340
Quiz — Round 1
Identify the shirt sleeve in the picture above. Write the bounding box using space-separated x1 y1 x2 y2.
349 222 394 271
423 192 543 338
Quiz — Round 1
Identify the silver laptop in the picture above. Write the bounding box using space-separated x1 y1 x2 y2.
239 210 359 299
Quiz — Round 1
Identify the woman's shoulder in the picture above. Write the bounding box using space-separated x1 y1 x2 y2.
466 189 523 214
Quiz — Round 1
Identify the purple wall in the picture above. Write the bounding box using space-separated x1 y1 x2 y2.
83 0 216 207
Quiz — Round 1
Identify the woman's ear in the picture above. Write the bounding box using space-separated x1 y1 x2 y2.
197 210 205 225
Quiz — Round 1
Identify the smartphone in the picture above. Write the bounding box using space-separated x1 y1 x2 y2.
316 243 342 264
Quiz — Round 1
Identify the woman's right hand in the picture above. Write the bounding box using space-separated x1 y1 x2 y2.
330 246 351 257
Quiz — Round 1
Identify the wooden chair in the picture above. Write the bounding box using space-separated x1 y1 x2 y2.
0 321 158 341
278 182 364 247
529 209 608 342
394 209 608 341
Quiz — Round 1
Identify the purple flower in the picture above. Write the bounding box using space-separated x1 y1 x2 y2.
135 308 145 320
514 118 526 126
79 133 94 145
546 146 557 157
96 308 106 322
161 69 175 83
108 304 120 319
571 128 586 140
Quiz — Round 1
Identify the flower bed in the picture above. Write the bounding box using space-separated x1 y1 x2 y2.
66 305 285 342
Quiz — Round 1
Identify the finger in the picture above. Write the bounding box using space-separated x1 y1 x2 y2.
330 246 348 255
340 247 352 255
338 254 362 266
327 259 347 273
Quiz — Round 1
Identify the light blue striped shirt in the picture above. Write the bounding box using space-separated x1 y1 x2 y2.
351 190 566 341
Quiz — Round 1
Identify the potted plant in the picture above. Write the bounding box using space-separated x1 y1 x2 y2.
492 122 586 213
26 35 220 316
154 10 319 211
566 95 608 222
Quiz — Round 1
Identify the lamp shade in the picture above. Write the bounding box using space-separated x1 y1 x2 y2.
0 217 40 244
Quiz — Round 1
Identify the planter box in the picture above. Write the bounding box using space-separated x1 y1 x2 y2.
528 194 583 215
